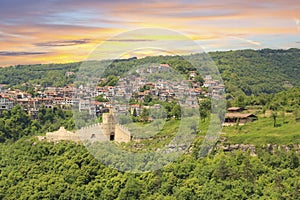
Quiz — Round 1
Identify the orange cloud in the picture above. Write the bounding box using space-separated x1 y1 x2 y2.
0 0 299 66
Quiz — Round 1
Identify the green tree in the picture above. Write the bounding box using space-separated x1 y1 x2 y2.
194 75 204 86
5 105 31 141
99 75 119 86
143 95 152 105
95 95 108 102
293 109 300 122
141 108 149 121
271 111 278 127
171 104 181 119
132 108 137 117
118 176 142 200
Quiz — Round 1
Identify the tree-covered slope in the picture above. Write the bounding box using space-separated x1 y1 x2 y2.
210 48 300 95
0 62 80 87
1 138 300 199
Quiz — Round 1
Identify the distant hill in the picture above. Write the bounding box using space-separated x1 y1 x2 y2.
209 48 300 95
0 48 299 96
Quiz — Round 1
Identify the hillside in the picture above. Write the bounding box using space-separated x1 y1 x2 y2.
1 137 300 199
210 48 300 95
1 48 300 199
0 49 299 97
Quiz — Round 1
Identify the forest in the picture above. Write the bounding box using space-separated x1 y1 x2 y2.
0 48 300 199
1 137 300 199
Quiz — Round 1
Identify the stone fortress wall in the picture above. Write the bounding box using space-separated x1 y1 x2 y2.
115 124 131 143
46 127 81 142
45 110 131 143
77 123 108 142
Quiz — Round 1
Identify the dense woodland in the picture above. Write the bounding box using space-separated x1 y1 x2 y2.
1 48 300 199
1 138 300 199
0 105 75 142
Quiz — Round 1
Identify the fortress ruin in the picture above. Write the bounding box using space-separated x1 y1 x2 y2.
45 110 132 143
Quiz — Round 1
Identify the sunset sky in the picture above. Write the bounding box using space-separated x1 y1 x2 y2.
0 0 299 66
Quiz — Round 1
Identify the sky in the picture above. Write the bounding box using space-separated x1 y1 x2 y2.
0 0 299 66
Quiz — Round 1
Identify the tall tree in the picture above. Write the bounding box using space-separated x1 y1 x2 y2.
271 111 278 127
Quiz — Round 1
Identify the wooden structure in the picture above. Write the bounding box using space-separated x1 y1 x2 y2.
223 113 257 126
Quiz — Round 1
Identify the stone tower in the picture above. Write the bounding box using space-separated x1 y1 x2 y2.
101 108 132 142
101 109 116 141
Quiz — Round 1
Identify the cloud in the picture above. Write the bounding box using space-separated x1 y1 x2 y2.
106 39 154 42
0 0 298 66
34 39 91 47
0 30 30 39
294 18 300 30
230 36 261 46
0 51 49 56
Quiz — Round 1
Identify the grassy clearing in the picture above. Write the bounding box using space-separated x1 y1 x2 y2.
120 119 180 151
119 117 211 152
223 115 300 145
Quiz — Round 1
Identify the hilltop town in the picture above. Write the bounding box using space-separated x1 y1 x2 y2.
0 64 225 118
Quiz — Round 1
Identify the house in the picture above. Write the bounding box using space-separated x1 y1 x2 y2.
79 99 96 115
0 94 14 111
65 71 75 77
223 113 257 126
227 107 245 113
223 107 256 126
185 97 197 106
130 104 142 116
65 97 79 106
204 80 220 88
16 98 37 111
53 97 65 105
